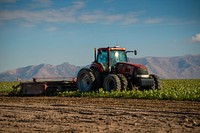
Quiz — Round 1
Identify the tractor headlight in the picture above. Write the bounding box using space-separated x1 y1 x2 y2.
136 75 150 78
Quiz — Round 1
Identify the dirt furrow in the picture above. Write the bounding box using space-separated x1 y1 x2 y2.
0 97 200 132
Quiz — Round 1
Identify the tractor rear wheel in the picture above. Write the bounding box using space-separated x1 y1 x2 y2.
117 74 128 90
150 74 161 90
91 68 102 91
76 68 95 92
103 74 121 92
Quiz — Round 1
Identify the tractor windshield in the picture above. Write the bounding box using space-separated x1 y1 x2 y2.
110 50 127 66
97 49 127 71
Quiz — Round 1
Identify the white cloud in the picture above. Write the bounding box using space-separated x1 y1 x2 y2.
0 0 16 2
104 0 115 3
104 14 123 24
72 1 85 10
79 11 103 23
78 11 141 25
0 8 76 23
0 1 142 26
29 0 53 8
0 9 140 26
144 18 163 24
120 12 140 25
33 0 52 4
192 33 200 43
122 17 138 25
44 26 58 31
0 0 198 28
20 22 35 28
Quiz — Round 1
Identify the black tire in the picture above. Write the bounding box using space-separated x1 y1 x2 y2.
103 74 121 92
76 68 95 92
117 74 128 91
91 67 102 91
150 74 161 90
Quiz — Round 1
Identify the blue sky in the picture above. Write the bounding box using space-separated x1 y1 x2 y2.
0 0 200 72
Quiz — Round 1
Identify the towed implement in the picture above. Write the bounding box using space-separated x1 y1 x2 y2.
9 77 77 96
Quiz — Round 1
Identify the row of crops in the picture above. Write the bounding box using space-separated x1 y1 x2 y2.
0 79 200 101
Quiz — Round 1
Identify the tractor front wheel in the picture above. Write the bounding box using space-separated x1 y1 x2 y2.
103 74 121 92
76 68 95 92
150 74 161 90
117 74 128 91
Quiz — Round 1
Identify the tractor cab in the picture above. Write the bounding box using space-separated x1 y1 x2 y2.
96 47 127 72
92 46 136 73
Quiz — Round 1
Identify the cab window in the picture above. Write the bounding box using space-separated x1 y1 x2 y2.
97 50 108 64
110 50 127 66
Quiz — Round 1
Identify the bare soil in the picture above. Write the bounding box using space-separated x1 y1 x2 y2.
0 96 200 133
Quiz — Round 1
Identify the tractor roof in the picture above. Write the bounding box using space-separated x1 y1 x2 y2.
98 46 126 51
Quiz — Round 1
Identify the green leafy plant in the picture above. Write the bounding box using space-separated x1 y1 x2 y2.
58 79 200 101
1 80 199 101
0 82 19 93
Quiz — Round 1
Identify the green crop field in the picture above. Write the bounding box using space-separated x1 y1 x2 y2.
59 79 200 101
0 81 19 93
0 79 200 101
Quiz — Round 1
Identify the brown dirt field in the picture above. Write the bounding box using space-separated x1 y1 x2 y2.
0 96 200 133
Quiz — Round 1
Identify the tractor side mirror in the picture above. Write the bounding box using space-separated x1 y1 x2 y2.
126 50 137 55
134 50 137 55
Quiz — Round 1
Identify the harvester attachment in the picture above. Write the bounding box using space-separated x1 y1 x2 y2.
9 77 77 96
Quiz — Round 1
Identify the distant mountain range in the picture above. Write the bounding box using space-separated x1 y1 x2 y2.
0 63 82 81
131 54 200 79
0 55 199 81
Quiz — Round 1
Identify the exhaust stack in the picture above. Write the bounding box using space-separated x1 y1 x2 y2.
94 48 97 62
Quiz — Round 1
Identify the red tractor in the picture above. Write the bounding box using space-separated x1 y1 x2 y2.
77 46 161 92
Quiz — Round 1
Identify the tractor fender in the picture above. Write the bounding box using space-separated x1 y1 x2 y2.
91 62 104 73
